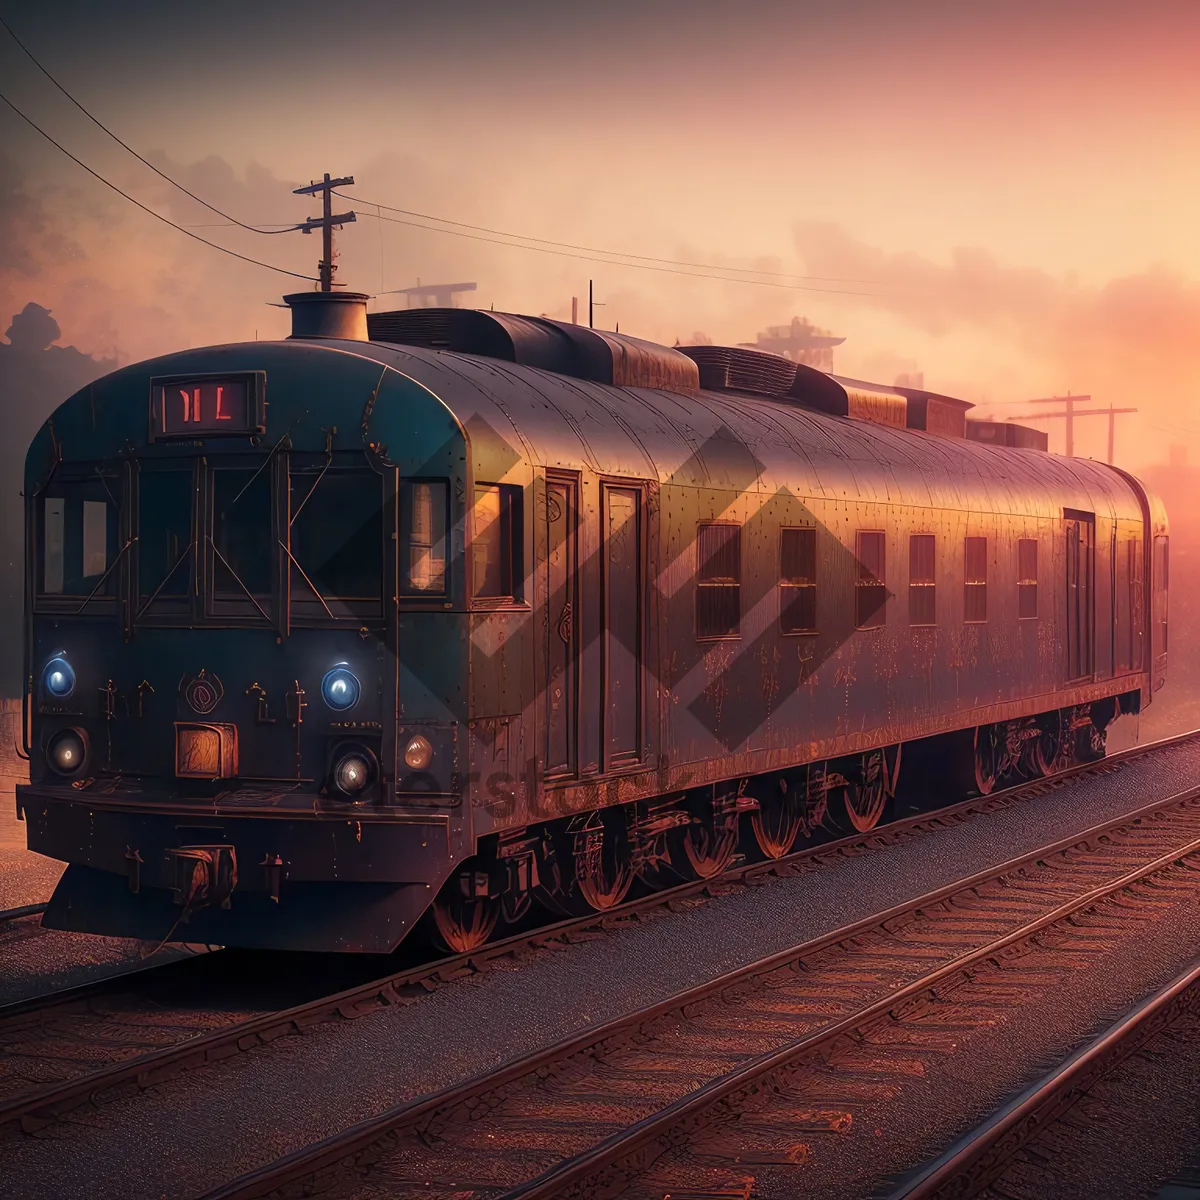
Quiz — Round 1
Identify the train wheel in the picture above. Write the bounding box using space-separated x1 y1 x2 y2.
1034 712 1066 777
572 812 634 911
974 724 1000 795
670 788 740 879
431 867 500 953
751 783 802 859
841 750 888 832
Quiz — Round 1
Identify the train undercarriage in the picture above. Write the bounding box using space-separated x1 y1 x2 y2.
429 697 1137 952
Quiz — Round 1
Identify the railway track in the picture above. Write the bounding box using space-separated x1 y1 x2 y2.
199 776 1200 1200
0 728 1194 1144
891 958 1200 1200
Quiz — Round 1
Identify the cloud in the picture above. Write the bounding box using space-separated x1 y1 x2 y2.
793 222 1200 461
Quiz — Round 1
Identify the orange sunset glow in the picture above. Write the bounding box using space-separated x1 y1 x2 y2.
4 0 1200 472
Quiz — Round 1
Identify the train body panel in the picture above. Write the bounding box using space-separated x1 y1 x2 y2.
16 327 1167 951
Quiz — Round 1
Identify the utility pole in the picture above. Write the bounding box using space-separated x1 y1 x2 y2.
1010 395 1137 462
294 173 356 291
588 280 605 329
1027 395 1087 457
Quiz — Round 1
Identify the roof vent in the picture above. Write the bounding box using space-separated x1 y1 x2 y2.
367 308 699 394
677 344 799 396
284 291 369 341
678 346 908 430
966 420 1049 451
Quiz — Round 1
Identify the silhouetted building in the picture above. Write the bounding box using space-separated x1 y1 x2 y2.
741 316 845 372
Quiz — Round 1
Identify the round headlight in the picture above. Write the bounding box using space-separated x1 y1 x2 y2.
43 656 75 699
321 665 360 711
329 743 378 800
47 727 87 775
403 734 433 771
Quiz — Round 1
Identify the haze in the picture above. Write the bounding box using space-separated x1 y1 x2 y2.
4 0 1200 468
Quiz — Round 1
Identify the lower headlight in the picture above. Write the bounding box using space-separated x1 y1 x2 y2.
329 743 378 800
46 727 87 775
403 734 433 771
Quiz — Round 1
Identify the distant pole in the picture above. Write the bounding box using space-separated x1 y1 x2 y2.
1065 394 1075 457
589 280 593 328
1108 406 1115 464
571 296 578 325
293 172 356 291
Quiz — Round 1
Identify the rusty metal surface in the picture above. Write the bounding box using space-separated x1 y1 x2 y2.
19 327 1169 952
199 786 1200 1200
3 730 1184 1140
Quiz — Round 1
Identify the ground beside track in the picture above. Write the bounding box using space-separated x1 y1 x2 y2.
5 722 1200 1199
0 778 198 1005
964 992 1200 1200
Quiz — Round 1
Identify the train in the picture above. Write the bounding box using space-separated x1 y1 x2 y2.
16 291 1168 953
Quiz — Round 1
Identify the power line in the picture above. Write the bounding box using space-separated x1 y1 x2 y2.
336 189 876 288
0 89 319 281
356 207 881 298
0 12 300 236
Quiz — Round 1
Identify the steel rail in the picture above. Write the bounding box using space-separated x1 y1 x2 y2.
200 785 1200 1200
888 957 1200 1200
2 725 1195 1137
0 902 46 923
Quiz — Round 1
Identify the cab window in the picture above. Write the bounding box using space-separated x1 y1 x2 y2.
211 467 273 599
138 468 193 608
37 476 119 602
290 468 385 615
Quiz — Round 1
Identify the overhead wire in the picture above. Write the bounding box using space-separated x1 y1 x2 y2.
0 11 302 235
0 89 319 281
355 206 882 298
336 189 876 288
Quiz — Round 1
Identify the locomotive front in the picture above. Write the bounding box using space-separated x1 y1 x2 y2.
17 333 473 952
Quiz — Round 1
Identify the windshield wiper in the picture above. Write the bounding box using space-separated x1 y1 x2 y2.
75 539 132 614
136 539 193 618
208 539 272 625
279 540 335 619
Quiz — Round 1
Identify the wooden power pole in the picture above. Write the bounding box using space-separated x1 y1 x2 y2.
1016 395 1137 462
294 173 356 291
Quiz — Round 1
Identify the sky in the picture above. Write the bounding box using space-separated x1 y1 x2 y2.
3 0 1200 468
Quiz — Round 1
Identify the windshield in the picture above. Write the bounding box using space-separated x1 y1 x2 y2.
290 468 384 615
37 475 119 602
138 468 193 609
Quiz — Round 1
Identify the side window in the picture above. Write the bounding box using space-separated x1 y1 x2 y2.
400 480 449 595
1018 538 1038 619
855 531 886 630
964 536 988 622
780 527 816 635
909 534 936 626
472 483 523 601
697 522 740 638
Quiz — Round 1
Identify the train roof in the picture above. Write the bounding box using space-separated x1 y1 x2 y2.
339 337 1150 524
32 331 1159 530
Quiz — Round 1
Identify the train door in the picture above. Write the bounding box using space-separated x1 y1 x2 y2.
542 473 579 777
601 483 645 770
1065 509 1095 680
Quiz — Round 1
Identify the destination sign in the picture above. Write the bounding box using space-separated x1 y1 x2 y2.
150 374 264 440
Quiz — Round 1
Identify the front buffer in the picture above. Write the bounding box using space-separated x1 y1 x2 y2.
19 784 458 953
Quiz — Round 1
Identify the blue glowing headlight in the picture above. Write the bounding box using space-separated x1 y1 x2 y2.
321 665 360 711
43 656 75 699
